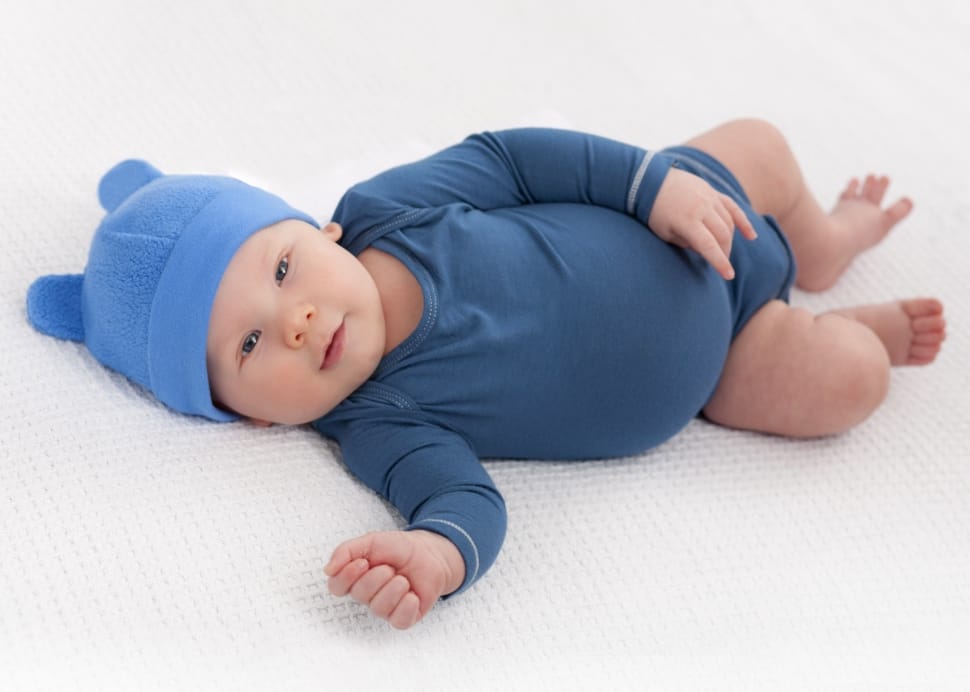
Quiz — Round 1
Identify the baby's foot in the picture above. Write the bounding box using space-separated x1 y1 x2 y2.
830 175 913 251
799 176 913 291
833 298 946 366
829 175 912 275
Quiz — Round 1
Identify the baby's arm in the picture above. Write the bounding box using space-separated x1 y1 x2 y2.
325 530 465 629
314 413 506 628
336 127 754 278
491 129 757 278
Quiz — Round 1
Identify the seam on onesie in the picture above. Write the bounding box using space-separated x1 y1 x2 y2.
376 389 414 409
356 381 417 410
685 159 735 196
349 208 429 255
412 518 480 587
626 150 654 215
664 149 739 199
393 283 437 363
373 209 425 236
376 245 439 372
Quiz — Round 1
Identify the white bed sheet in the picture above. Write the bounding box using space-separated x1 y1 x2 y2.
2 2 968 689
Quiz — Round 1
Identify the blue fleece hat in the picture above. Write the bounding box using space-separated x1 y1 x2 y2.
26 159 318 421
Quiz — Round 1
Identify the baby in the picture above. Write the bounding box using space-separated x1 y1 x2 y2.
27 119 946 630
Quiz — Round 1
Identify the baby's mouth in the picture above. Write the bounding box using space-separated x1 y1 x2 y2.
320 320 346 370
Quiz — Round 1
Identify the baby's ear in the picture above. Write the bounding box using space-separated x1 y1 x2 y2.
97 159 163 212
26 274 85 341
322 222 343 242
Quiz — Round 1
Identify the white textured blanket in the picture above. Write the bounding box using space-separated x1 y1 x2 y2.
2 2 968 690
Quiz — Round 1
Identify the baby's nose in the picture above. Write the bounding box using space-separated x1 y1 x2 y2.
284 302 316 348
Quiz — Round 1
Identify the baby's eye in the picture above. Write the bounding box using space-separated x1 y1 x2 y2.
275 256 289 285
242 331 261 357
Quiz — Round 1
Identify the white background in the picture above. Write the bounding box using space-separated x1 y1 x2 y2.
1 1 968 690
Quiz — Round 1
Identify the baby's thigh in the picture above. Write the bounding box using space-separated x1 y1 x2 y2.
703 300 890 438
683 118 802 218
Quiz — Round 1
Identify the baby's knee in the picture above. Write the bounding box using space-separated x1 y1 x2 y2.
720 118 802 215
838 348 890 428
724 118 791 157
733 117 782 137
815 314 891 431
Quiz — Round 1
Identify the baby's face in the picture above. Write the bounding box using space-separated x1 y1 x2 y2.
206 219 385 425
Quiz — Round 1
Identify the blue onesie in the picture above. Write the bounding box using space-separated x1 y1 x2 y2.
313 128 796 595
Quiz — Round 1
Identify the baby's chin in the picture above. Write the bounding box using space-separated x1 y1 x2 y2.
246 415 318 428
262 398 347 427
256 410 331 427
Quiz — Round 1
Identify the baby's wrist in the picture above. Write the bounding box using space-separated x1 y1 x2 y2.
410 529 465 595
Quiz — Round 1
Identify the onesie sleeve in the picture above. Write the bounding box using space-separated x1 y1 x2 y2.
314 410 506 598
333 128 673 243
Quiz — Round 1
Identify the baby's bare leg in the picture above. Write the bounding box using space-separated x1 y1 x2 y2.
704 297 946 437
704 300 890 438
684 119 912 292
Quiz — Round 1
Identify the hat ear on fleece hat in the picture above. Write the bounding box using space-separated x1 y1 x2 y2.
26 159 164 342
26 273 85 341
98 159 163 212
26 158 318 421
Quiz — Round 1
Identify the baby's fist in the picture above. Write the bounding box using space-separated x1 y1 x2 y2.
325 530 464 629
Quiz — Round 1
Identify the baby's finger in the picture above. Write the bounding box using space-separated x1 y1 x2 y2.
350 564 397 604
683 223 735 280
369 574 412 620
704 212 733 259
714 200 734 236
327 558 370 597
324 546 350 577
722 194 757 240
324 534 375 576
389 592 422 630
841 177 860 200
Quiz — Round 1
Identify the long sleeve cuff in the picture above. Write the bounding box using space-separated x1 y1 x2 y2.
626 151 675 226
407 517 482 597
406 485 506 597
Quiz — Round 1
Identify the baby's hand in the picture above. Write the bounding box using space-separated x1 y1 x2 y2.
325 530 465 630
647 167 757 280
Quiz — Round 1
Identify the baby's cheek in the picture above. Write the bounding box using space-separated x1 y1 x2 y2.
252 361 323 423
258 362 302 399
